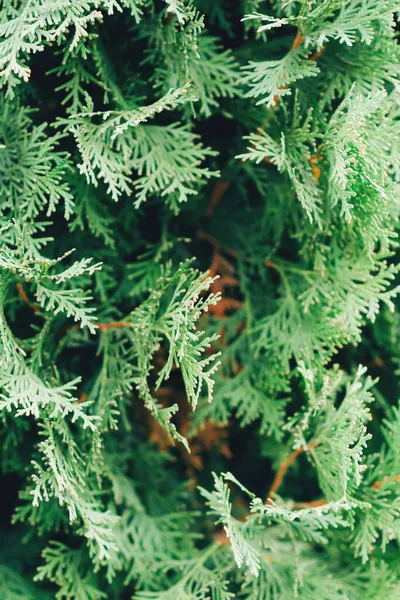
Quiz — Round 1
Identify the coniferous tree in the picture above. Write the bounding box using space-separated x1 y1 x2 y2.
1 0 400 598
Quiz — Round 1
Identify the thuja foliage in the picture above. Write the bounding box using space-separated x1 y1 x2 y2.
1 0 400 597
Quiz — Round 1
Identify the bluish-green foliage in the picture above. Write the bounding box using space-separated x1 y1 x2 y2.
1 0 400 598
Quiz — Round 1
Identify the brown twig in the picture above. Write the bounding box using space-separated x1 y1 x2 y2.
165 11 174 25
17 283 133 332
265 259 275 269
60 320 133 334
309 153 322 181
291 473 400 510
267 441 320 501
208 253 243 319
206 180 231 217
293 498 327 509
198 231 243 319
197 230 238 261
197 229 221 251
75 392 88 405
291 30 304 51
17 283 41 313
294 474 400 510
97 321 132 331
198 231 277 319
310 46 325 61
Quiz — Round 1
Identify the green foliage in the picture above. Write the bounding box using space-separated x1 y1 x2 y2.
1 0 400 598
126 259 221 446
241 47 320 107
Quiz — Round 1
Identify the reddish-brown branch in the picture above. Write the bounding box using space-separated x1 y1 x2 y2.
197 229 221 251
293 498 327 509
291 473 400 510
309 153 322 181
197 230 238 260
209 252 235 279
206 180 231 217
294 475 400 510
17 283 132 332
75 392 88 405
267 441 319 501
209 297 243 319
291 30 304 51
62 320 133 335
310 46 325 61
208 252 243 319
198 231 278 319
17 283 29 305
17 283 41 313
97 321 132 331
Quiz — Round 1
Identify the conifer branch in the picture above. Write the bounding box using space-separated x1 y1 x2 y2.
2 0 400 596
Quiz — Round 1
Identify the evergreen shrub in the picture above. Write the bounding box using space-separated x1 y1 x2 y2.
1 1 400 598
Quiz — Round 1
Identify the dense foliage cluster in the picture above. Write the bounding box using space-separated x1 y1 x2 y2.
1 0 400 598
